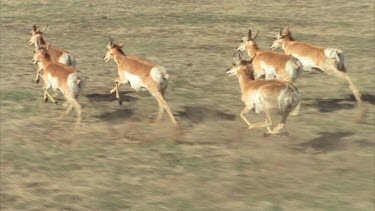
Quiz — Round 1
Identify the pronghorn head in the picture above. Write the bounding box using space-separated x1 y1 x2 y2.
270 27 293 50
29 25 48 45
236 29 259 52
104 37 125 62
32 41 51 64
226 50 254 79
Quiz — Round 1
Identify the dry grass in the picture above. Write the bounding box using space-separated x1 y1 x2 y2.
1 0 374 210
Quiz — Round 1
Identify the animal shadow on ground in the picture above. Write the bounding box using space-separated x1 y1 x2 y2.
176 106 236 123
85 91 137 103
304 94 375 113
97 108 134 122
293 132 354 153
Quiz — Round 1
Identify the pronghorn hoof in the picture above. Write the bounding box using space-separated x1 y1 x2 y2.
263 132 271 137
54 101 59 105
263 131 289 137
35 79 40 84
44 98 48 103
118 99 122 105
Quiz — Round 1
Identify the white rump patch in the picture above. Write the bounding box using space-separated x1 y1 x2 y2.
260 62 277 80
125 72 145 91
293 55 316 72
324 48 345 70
251 92 263 113
67 72 86 96
150 66 169 90
48 74 60 92
277 88 290 110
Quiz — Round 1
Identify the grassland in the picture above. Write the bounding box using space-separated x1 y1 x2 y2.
1 0 374 210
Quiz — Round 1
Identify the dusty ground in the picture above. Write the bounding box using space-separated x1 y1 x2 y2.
1 0 374 210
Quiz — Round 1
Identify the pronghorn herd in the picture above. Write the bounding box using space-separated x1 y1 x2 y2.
29 25 364 135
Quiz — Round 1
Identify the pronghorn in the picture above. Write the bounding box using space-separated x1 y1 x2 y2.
29 25 76 83
226 50 301 135
270 27 363 105
32 42 86 128
103 37 177 127
236 29 303 83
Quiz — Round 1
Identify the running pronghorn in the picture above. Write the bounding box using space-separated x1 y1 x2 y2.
32 41 86 128
269 27 363 106
226 50 301 135
29 25 76 83
103 37 177 127
236 29 303 83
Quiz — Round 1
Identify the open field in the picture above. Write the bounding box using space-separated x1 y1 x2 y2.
1 0 374 210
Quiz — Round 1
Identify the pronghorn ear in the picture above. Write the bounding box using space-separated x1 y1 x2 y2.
43 25 48 33
283 26 290 35
108 36 114 47
247 29 252 41
36 39 41 50
117 41 125 48
249 54 256 63
234 50 244 64
47 43 52 50
253 30 259 40
240 60 248 66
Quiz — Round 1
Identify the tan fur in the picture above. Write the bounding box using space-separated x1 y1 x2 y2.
29 25 76 83
270 27 363 106
34 45 85 128
226 52 301 134
237 30 302 82
104 39 177 127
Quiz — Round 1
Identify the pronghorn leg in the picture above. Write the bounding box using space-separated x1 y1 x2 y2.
289 102 301 116
66 97 82 128
57 104 73 120
268 109 291 134
35 66 43 84
330 68 366 121
240 106 271 130
111 78 122 105
44 91 58 104
154 93 177 127
154 99 165 123
344 74 363 104
263 110 273 133
43 83 58 104
110 77 122 94
326 64 363 104
240 106 252 127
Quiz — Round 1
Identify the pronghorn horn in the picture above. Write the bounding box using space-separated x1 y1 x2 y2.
108 36 114 47
233 50 243 64
253 30 259 39
238 50 244 61
279 27 283 35
233 51 239 64
36 39 41 50
33 25 37 32
117 41 125 48
247 29 252 41
249 53 256 63
43 24 48 33
47 43 52 50
283 26 290 35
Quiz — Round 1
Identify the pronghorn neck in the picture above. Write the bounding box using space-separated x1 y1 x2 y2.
35 35 46 47
39 52 52 67
237 67 254 91
246 42 259 59
113 51 127 66
281 36 294 53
